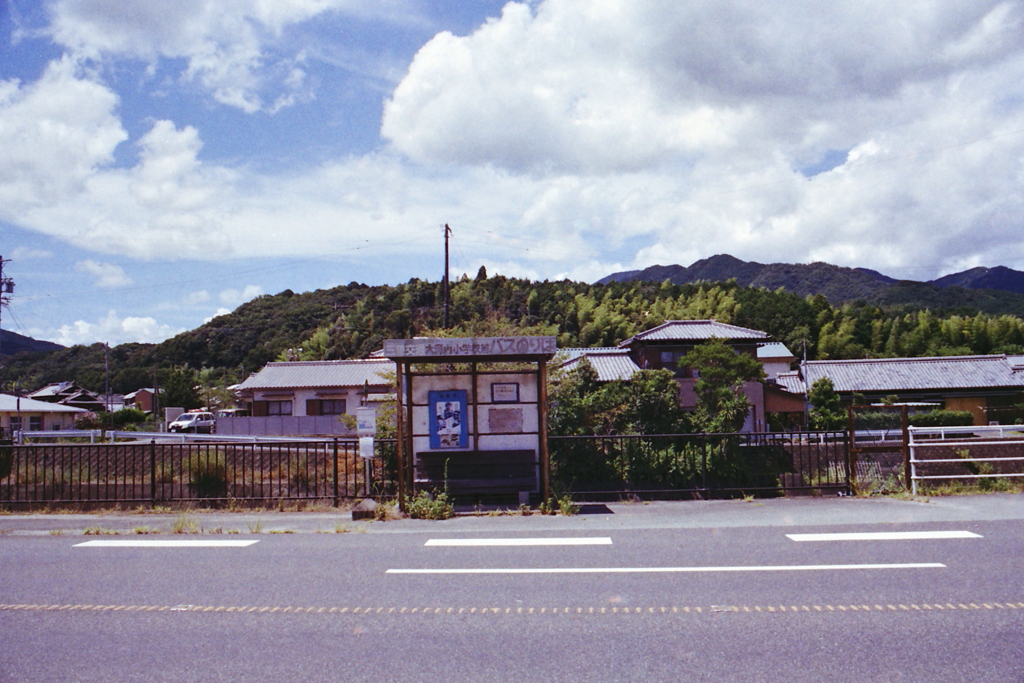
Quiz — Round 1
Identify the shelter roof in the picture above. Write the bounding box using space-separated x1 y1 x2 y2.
383 336 557 362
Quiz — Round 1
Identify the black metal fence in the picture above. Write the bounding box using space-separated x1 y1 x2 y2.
0 431 852 507
549 431 850 499
0 439 398 509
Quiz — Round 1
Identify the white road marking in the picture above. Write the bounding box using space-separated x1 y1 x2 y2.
425 537 612 547
74 540 260 547
786 531 982 542
387 563 945 574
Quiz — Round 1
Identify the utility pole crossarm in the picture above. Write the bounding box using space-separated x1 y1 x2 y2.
0 255 14 358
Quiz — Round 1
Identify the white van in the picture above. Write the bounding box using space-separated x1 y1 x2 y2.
168 411 216 433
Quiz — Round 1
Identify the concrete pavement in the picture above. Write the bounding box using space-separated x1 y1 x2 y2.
2 492 1023 536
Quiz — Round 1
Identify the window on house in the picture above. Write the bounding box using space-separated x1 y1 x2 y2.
319 399 346 416
29 416 42 431
660 351 675 364
9 416 21 432
267 400 292 416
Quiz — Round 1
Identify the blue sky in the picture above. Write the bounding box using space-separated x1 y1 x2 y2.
2 1 1024 347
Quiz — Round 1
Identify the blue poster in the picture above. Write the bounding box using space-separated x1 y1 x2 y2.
428 390 468 449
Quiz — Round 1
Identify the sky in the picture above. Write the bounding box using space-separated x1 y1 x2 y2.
2 0 1024 348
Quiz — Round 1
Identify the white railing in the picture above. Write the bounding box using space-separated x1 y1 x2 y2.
909 425 1024 494
15 429 339 444
17 429 103 443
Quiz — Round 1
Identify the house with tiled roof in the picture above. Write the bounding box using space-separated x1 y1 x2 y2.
227 358 395 435
792 354 1024 425
1 393 86 438
560 320 804 432
27 382 106 413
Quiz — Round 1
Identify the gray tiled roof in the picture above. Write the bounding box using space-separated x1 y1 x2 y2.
559 350 641 382
758 342 796 360
802 355 1024 393
619 320 769 346
556 347 621 362
237 359 395 391
0 394 86 413
774 371 806 395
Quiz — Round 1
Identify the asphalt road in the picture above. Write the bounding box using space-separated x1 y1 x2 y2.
2 496 1023 682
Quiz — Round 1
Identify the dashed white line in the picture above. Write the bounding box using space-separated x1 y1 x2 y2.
786 531 982 542
425 537 613 547
74 540 260 547
387 563 946 575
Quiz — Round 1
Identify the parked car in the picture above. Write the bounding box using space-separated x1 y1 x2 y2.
168 411 216 433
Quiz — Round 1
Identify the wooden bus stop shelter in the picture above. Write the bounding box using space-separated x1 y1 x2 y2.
382 336 557 508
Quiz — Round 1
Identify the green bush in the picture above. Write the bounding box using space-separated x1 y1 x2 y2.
405 490 454 520
908 410 974 427
188 454 229 498
111 407 148 425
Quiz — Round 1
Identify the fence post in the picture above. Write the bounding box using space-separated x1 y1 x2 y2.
846 406 857 495
332 438 339 507
700 433 707 496
909 429 918 496
150 440 157 507
900 405 911 491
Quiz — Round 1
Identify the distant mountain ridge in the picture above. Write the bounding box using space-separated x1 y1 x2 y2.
0 329 63 357
598 255 1024 306
930 266 1024 295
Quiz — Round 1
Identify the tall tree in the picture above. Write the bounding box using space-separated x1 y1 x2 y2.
807 377 845 430
680 338 765 433
162 365 202 410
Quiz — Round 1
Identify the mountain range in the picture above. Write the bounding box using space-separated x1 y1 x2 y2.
599 255 1024 308
0 329 63 358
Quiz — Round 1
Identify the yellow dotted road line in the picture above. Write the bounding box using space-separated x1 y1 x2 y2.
2 602 1023 615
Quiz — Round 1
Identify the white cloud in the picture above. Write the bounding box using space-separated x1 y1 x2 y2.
218 285 263 308
186 290 212 304
383 0 1024 173
3 0 1024 293
11 247 53 260
19 117 238 259
50 310 183 346
203 307 233 324
46 0 424 113
0 56 126 215
376 0 1024 280
75 260 132 288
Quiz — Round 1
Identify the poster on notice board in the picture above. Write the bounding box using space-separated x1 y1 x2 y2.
428 390 468 449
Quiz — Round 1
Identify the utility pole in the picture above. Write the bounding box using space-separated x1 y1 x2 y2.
443 223 452 328
0 255 14 358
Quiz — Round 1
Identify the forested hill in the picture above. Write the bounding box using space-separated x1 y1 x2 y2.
8 273 1024 394
0 329 63 357
599 255 1024 311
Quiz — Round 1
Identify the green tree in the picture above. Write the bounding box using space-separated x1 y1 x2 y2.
680 338 765 433
807 377 845 430
162 365 202 410
617 369 686 435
